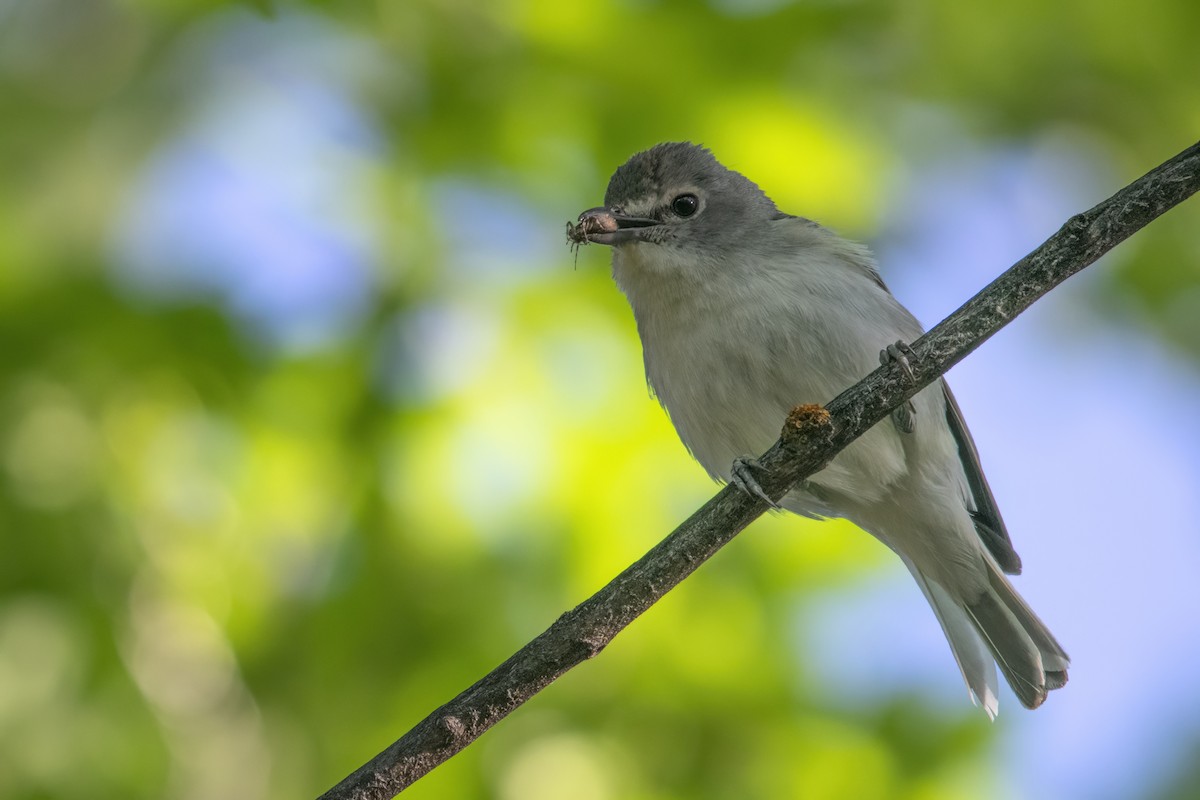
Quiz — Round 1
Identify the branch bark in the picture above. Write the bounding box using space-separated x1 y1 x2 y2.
319 139 1200 800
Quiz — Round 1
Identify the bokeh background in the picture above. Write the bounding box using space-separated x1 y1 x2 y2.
2 1 1199 798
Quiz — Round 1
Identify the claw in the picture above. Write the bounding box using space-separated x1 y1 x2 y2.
891 402 916 434
879 341 918 433
731 455 780 509
879 340 917 382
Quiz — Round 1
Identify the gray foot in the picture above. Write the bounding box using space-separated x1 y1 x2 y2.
880 340 917 434
880 340 916 380
891 403 916 434
731 455 780 509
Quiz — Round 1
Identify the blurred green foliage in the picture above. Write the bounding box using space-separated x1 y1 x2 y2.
0 1 1197 799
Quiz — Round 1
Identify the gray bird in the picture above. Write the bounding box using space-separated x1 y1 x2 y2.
571 142 1068 716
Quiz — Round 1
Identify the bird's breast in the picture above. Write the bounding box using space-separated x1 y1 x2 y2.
636 290 855 477
620 250 913 502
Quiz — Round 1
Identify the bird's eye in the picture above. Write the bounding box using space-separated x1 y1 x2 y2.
671 194 699 217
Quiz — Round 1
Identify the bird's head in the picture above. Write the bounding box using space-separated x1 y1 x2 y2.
570 142 784 263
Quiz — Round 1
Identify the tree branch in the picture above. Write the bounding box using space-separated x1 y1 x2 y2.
319 139 1200 800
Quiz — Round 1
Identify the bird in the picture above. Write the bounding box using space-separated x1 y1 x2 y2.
569 141 1068 717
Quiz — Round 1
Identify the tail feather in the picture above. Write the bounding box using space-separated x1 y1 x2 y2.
1045 669 1069 691
963 589 1049 709
907 556 1070 714
985 562 1071 675
909 566 1000 719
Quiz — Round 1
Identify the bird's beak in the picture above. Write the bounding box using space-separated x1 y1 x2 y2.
569 207 659 246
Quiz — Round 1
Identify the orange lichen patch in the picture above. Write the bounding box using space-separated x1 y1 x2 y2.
782 403 832 446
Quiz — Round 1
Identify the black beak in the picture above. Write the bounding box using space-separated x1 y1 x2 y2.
568 207 659 246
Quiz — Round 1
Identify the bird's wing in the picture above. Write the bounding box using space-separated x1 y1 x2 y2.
776 213 891 291
941 382 1022 574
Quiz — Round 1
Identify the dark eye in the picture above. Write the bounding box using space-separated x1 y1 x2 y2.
671 194 699 217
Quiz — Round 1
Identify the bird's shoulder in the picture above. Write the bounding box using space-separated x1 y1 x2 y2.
769 214 890 291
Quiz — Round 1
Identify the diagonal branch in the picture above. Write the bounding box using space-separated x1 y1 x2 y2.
319 139 1200 800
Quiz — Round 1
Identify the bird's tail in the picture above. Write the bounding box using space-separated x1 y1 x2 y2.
906 557 1069 718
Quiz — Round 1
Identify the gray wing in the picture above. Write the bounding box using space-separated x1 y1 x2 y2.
941 382 1023 575
773 213 891 291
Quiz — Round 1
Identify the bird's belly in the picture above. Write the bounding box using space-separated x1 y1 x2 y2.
645 329 908 506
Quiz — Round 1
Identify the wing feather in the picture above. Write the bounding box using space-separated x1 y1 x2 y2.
941 383 1022 574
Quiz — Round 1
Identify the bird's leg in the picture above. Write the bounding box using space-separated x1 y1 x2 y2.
730 455 780 509
880 340 917 434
